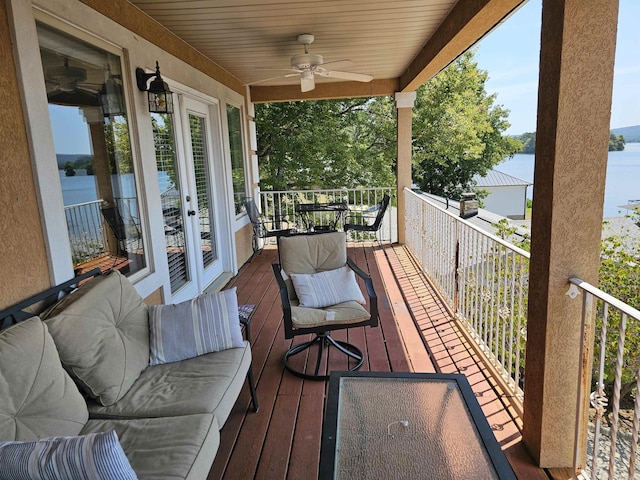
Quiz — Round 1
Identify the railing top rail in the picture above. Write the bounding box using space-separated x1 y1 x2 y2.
569 276 640 320
262 187 394 195
405 188 531 258
64 199 104 209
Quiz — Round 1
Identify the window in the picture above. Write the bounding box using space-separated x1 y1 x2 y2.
37 23 145 276
226 104 247 215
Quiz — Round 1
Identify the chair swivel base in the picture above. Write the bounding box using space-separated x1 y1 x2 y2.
284 332 364 380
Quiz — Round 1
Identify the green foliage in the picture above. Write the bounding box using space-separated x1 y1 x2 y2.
514 131 625 153
596 211 640 401
608 133 626 151
255 50 519 197
515 132 536 154
255 99 395 191
410 50 522 199
63 162 76 177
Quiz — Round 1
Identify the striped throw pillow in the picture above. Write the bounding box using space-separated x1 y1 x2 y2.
290 266 366 309
0 431 137 480
148 287 244 366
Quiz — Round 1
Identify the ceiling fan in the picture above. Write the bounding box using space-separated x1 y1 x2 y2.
254 34 373 92
45 57 104 107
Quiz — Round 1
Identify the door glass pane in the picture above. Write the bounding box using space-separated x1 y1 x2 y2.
189 114 217 267
37 22 145 276
227 105 247 215
152 113 189 293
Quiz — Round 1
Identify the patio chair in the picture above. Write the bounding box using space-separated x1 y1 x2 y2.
245 198 294 254
272 231 378 380
101 202 141 257
343 194 391 238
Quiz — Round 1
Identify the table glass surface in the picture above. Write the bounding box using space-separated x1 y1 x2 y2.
333 376 500 480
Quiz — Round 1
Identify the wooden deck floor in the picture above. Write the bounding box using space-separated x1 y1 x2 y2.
210 243 549 480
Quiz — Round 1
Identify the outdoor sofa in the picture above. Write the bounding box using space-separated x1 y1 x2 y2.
0 269 257 479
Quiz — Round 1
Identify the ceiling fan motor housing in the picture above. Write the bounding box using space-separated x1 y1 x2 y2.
291 53 323 70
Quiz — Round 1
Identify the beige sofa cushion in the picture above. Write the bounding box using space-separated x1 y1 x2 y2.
43 270 150 406
82 414 219 480
87 341 251 428
0 317 88 441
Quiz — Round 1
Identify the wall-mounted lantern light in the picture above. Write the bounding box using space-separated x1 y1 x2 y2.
99 75 125 117
135 61 173 114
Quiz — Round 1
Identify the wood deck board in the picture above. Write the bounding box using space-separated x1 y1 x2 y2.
208 244 548 480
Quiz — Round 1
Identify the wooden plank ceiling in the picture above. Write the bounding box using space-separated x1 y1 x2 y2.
130 0 526 102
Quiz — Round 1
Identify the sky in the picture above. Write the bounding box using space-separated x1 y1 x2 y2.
474 0 640 135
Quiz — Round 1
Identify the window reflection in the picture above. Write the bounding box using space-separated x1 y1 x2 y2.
227 105 247 215
37 23 145 276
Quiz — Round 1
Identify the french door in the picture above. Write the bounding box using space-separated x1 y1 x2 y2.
156 97 225 303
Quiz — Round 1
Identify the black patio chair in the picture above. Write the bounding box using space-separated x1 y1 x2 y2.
272 231 378 380
343 194 391 237
245 198 294 254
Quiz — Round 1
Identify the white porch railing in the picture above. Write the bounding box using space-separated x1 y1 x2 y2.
404 189 529 409
568 278 640 480
258 187 397 243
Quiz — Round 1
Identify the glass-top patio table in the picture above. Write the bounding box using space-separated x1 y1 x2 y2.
320 372 516 480
295 202 348 232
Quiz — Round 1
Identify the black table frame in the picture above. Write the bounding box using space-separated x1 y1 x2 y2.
295 202 348 232
319 371 516 480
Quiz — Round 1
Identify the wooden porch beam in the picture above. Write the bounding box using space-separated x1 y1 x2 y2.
249 79 399 104
400 0 525 92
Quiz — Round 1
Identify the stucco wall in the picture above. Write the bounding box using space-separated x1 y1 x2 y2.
0 2 51 310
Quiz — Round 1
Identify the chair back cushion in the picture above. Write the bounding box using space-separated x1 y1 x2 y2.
43 270 150 406
280 232 347 274
279 232 347 300
0 317 88 441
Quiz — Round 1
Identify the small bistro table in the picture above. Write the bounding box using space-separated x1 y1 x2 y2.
319 371 516 480
295 202 349 232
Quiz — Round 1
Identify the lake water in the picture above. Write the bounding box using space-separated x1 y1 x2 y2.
496 143 640 217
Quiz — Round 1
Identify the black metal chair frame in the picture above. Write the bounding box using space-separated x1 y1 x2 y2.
343 194 391 237
245 198 294 254
272 234 378 380
101 202 142 257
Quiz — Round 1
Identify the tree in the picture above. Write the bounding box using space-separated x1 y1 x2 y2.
608 133 626 151
409 51 522 199
255 50 520 198
255 99 395 191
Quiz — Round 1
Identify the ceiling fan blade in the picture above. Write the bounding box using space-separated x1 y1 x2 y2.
246 73 299 86
317 59 353 70
300 73 315 92
318 70 373 82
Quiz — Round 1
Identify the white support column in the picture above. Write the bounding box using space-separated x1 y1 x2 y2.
395 91 416 244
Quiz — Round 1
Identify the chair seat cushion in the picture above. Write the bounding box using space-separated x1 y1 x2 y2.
81 414 219 480
291 301 370 329
87 341 251 429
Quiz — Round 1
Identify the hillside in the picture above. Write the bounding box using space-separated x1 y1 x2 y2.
611 125 640 143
